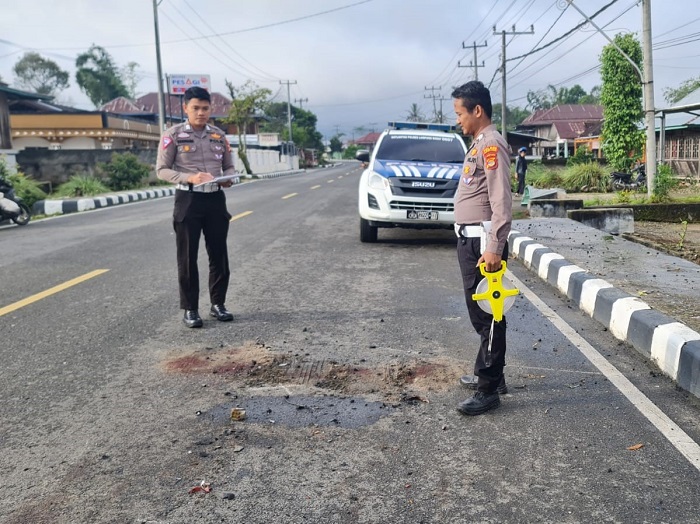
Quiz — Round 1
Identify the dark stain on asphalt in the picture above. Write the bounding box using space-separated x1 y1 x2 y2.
204 395 393 429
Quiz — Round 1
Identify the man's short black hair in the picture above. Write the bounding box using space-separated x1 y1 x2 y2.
184 86 211 103
451 81 492 119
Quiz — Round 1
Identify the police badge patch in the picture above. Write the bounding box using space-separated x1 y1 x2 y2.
483 145 498 170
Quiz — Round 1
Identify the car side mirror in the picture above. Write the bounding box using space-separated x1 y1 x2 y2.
355 150 370 163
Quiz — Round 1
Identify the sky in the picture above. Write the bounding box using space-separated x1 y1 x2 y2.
2 0 699 140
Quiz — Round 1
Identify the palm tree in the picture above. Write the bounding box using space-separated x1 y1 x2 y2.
405 103 425 122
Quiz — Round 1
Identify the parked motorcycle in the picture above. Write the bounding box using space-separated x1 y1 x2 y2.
0 177 31 226
611 164 647 191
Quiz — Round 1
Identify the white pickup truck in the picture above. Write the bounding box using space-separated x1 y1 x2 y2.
356 121 467 242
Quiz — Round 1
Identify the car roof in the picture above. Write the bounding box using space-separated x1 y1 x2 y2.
383 129 460 138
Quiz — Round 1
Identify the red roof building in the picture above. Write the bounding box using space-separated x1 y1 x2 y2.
517 105 604 158
101 92 258 134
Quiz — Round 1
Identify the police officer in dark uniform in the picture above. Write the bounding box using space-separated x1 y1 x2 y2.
156 86 236 328
451 81 513 415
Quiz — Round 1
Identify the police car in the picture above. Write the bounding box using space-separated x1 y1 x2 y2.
356 122 467 242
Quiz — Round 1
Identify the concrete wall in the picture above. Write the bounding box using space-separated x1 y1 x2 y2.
16 148 158 185
16 147 300 187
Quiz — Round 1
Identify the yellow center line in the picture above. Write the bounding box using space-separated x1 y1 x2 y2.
282 193 298 199
0 269 110 318
311 185 321 190
327 180 335 183
230 211 253 222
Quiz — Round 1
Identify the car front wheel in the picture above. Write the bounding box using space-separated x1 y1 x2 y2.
360 218 378 243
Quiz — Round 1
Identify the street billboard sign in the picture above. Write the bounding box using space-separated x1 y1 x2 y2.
168 74 211 95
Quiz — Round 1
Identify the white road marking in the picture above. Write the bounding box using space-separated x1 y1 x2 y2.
508 271 700 472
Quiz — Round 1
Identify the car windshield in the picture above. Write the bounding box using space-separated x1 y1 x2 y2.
375 134 465 163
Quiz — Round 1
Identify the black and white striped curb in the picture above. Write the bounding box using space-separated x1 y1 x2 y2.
251 169 305 179
509 230 700 399
33 187 178 216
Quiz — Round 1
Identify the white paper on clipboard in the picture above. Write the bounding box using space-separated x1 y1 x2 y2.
194 174 239 188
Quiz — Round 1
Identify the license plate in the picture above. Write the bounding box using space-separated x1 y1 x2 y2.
407 210 439 220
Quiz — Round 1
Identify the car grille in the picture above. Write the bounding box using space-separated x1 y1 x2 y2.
389 201 454 212
389 177 458 198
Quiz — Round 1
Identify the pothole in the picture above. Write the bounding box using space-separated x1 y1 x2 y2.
163 341 465 398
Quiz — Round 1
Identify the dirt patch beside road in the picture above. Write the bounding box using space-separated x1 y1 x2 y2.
626 220 700 265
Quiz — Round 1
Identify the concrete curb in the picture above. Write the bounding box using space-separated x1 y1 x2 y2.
251 169 305 179
31 174 243 216
33 187 178 216
509 230 700 399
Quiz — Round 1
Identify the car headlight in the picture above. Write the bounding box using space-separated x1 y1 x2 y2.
368 172 390 190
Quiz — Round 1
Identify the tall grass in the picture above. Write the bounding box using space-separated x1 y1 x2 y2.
55 174 110 198
562 162 612 193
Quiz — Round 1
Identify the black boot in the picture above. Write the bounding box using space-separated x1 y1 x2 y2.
457 391 501 416
210 304 234 322
183 310 203 328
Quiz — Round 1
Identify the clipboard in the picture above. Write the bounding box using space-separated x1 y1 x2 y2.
194 174 239 188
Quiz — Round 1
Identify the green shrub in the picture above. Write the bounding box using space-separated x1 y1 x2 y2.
562 162 611 192
55 174 110 198
651 163 678 202
530 171 565 189
98 152 152 190
567 145 595 166
5 172 48 208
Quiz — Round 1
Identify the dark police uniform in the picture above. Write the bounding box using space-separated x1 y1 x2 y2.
454 123 513 393
156 122 235 311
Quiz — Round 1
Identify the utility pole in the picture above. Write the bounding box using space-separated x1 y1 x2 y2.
493 25 534 139
152 0 166 132
436 97 450 124
424 86 441 122
294 97 308 109
280 80 297 168
641 0 656 197
458 41 487 81
565 0 655 197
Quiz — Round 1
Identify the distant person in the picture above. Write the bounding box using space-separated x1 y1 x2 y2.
156 86 236 328
451 81 513 416
515 146 528 196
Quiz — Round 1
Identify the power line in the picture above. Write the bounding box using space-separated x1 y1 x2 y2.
509 1 570 75
163 2 277 84
506 0 620 63
181 0 279 82
507 0 638 88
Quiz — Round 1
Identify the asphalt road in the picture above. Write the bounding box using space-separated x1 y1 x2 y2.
1 162 699 524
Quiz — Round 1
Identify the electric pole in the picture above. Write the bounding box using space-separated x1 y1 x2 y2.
152 0 166 132
424 86 441 122
294 97 308 109
280 80 297 167
458 41 487 81
642 0 656 197
493 25 534 139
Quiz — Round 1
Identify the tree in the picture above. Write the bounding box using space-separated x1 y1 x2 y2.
329 134 344 154
405 103 425 122
261 102 324 151
492 104 530 131
224 80 272 174
75 45 129 107
526 84 600 110
120 61 141 99
13 52 69 96
600 33 644 171
664 76 700 104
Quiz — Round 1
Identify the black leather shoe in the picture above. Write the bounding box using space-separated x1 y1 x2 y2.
457 391 501 416
210 304 233 322
459 374 508 394
183 310 203 328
